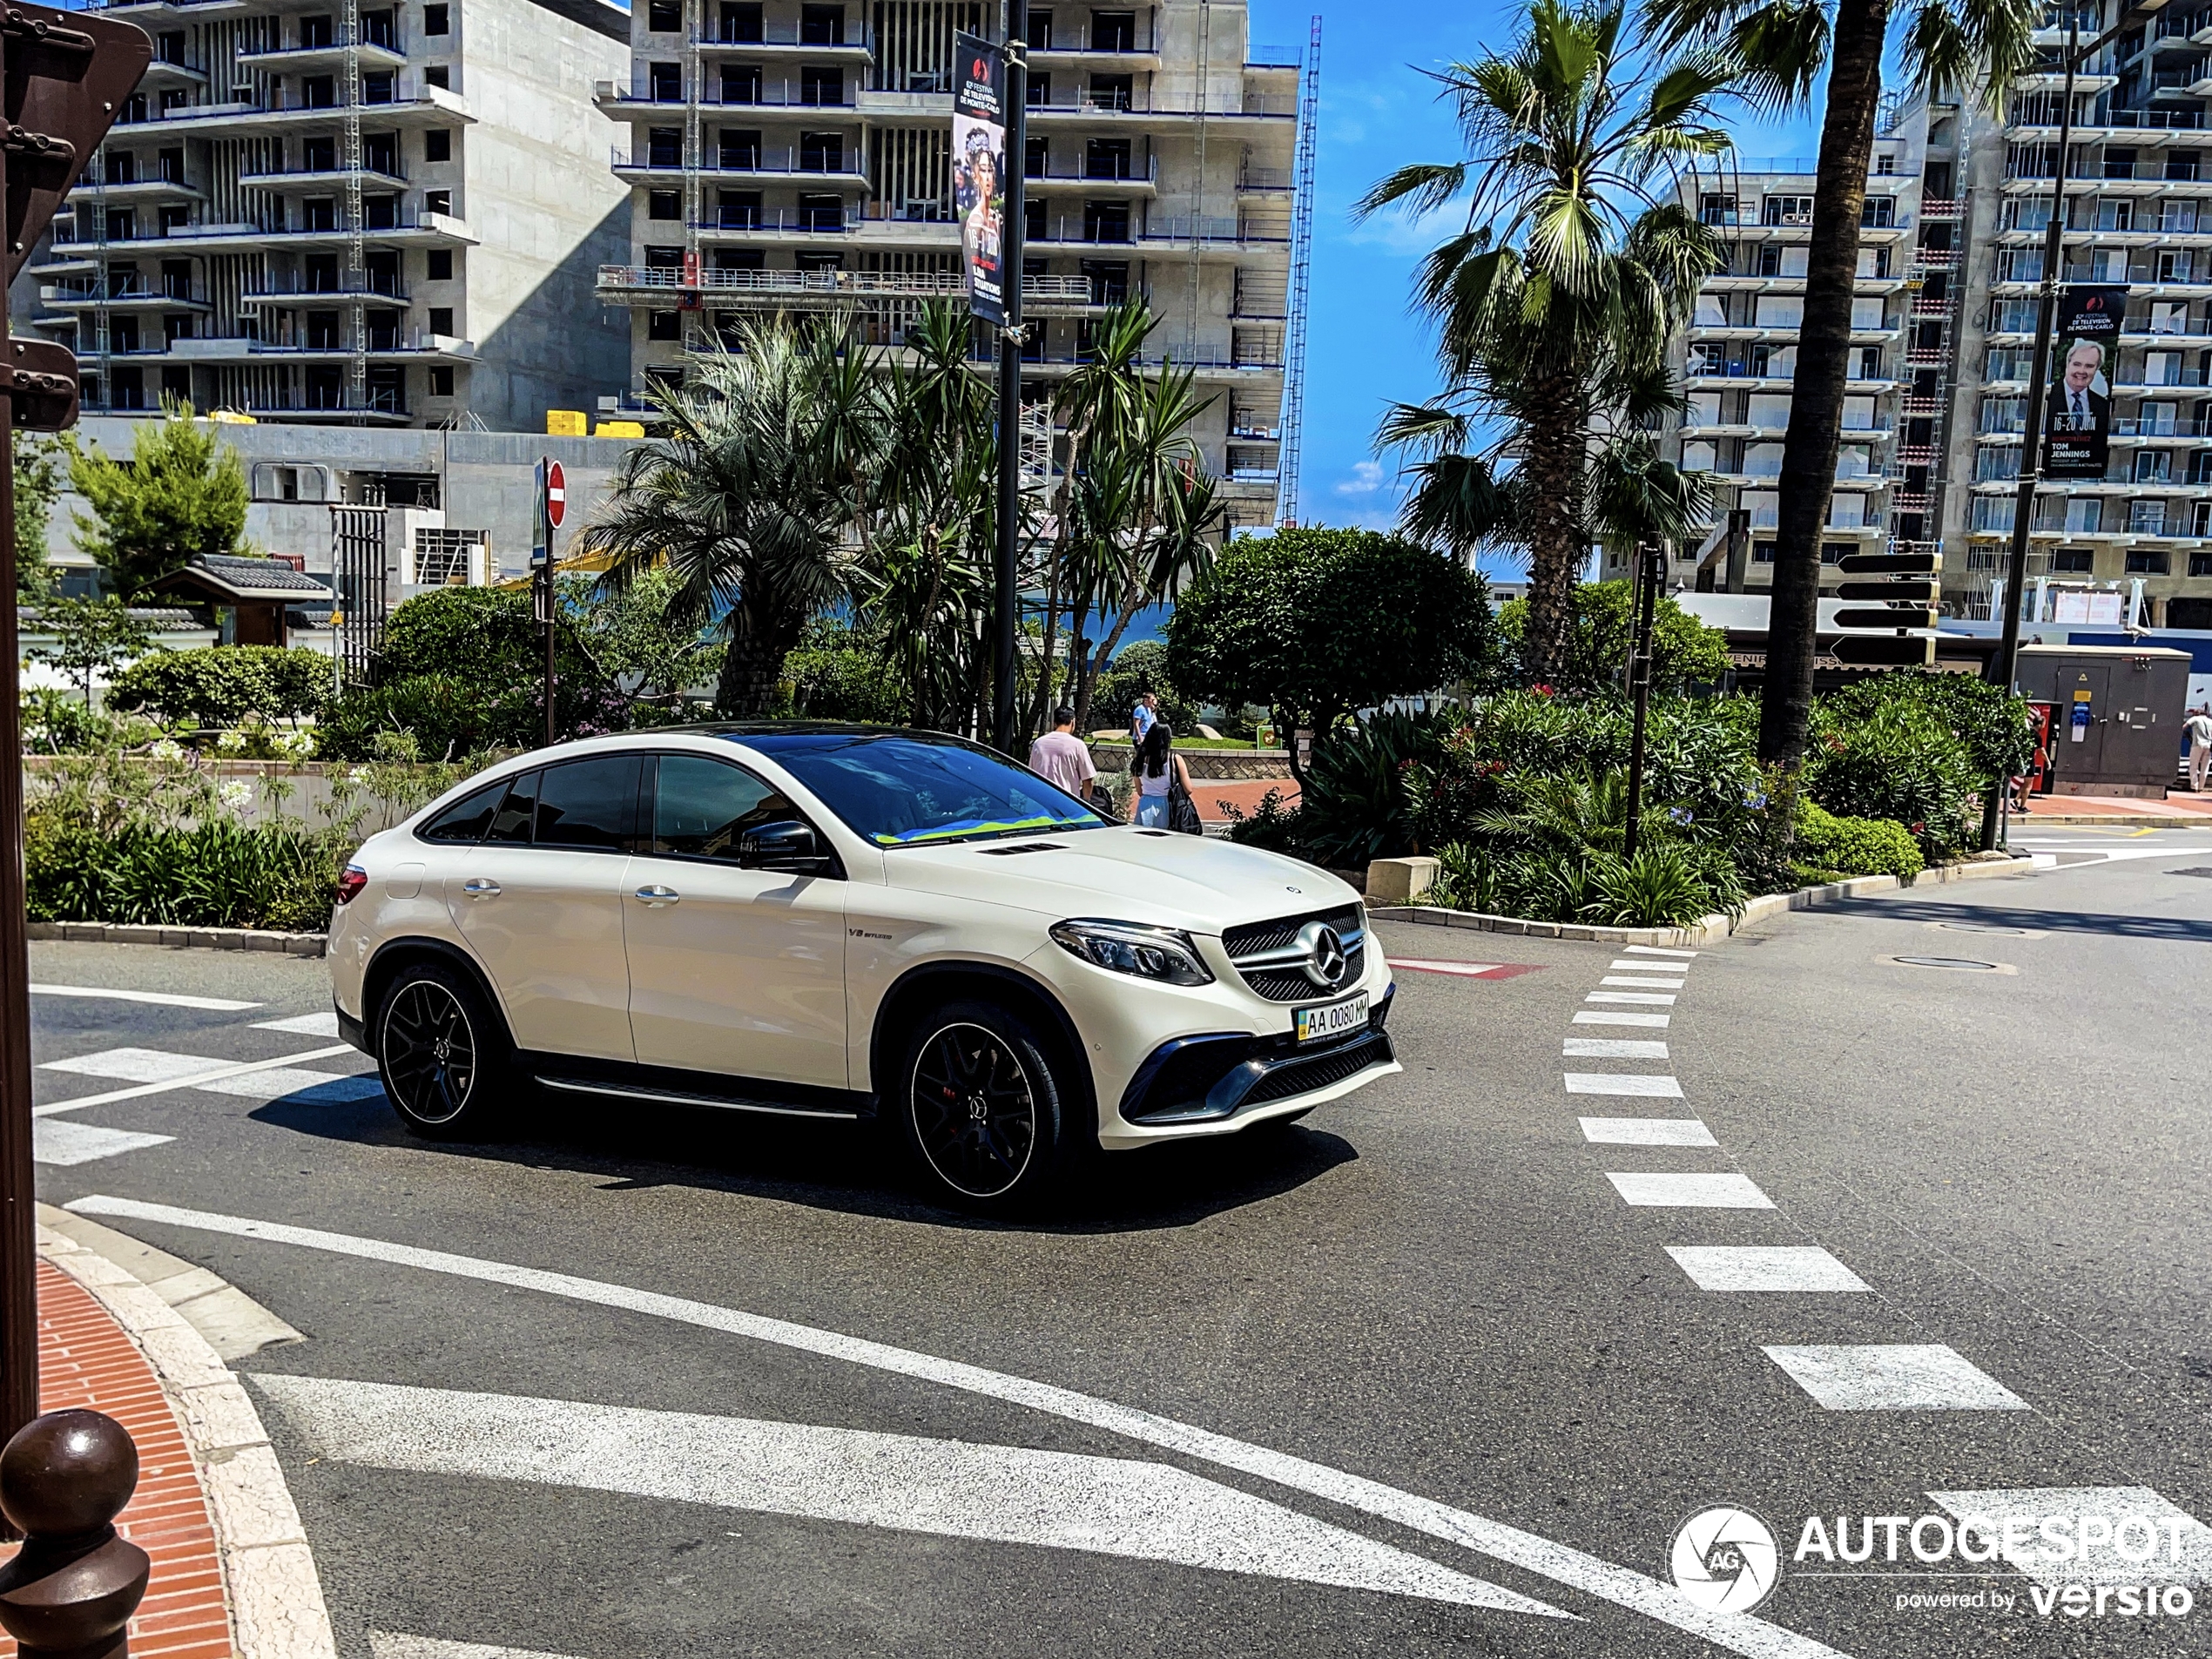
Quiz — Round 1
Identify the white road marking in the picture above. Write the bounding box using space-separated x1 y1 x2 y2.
1563 1038 1669 1058
1573 1011 1670 1028
1762 1345 2028 1411
253 1011 342 1036
43 1048 218 1082
32 1121 175 1167
1600 976 1686 989
1585 992 1677 1006
1665 1247 1870 1293
259 1375 1543 1611
1926 1487 2212 1588
32 1046 359 1118
193 1068 382 1103
1623 946 1697 958
1608 960 1686 973
1386 959 1505 978
30 984 262 1012
371 1636 582 1659
66 1196 1849 1659
1606 1173 1773 1209
1580 1118 1716 1147
1564 1074 1683 1098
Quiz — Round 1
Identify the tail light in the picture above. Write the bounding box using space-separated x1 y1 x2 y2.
334 865 369 906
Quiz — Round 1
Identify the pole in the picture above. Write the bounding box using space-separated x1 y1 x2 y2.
1622 542 1661 863
991 0 1028 756
1982 18 2079 848
537 458 555 750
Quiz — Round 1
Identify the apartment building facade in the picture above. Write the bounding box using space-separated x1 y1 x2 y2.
1669 3 2212 631
22 0 632 430
592 0 1300 529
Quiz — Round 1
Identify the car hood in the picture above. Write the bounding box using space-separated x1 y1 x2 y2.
876 828 1360 935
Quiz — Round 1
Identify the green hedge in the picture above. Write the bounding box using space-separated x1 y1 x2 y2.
106 646 334 726
1793 800 1924 880
26 819 347 933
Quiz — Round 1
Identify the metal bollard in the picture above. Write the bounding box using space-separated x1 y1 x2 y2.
0 1409 151 1659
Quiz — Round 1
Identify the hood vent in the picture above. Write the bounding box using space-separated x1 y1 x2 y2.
976 841 1066 856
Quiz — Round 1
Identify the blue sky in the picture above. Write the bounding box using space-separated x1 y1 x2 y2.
1253 1 1822 544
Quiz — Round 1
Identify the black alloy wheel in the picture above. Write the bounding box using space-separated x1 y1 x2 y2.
377 966 507 1137
908 1020 1042 1202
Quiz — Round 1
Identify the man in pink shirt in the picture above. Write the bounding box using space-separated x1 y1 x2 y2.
1028 705 1097 802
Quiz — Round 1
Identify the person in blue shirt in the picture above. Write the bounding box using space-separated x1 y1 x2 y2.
1129 691 1158 747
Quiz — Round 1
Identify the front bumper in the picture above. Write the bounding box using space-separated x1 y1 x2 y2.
1109 987 1398 1140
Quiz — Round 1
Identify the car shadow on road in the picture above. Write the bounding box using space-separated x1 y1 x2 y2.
1841 896 2212 943
248 1089 1358 1235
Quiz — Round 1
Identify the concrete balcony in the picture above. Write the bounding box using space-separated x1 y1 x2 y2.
613 147 869 189
595 262 1097 314
239 164 411 192
112 82 473 137
234 40 408 73
682 26 874 60
1023 157 1162 196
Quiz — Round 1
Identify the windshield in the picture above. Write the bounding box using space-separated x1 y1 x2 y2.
734 731 1105 847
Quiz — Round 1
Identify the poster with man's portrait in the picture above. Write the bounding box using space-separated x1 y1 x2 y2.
952 33 1007 326
2045 286 2126 479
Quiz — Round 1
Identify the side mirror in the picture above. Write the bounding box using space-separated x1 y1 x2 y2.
739 819 834 876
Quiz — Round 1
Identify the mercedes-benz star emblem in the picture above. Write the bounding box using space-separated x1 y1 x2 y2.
1295 921 1348 988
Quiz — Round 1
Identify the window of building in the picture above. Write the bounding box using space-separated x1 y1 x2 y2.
2127 549 2171 574
427 247 453 280
799 192 843 232
300 15 333 47
1082 199 1130 242
1089 73 1135 111
1762 194 1812 226
423 64 448 89
644 245 684 268
2128 500 2168 535
799 131 844 172
424 3 448 33
425 188 451 215
430 365 455 396
363 131 398 175
362 9 395 48
650 61 681 100
366 365 404 413
425 128 451 162
649 310 681 341
718 189 761 228
1093 10 1137 50
1028 72 1053 106
721 64 761 102
110 315 140 353
2053 548 2094 573
648 0 681 30
649 189 680 219
428 306 453 334
1700 193 1737 226
799 65 843 105
1820 542 1851 564
364 194 396 229
648 126 681 166
302 75 336 108
302 197 336 231
2191 552 2212 577
1753 540 1777 563
720 128 762 168
1086 137 1132 180
111 367 145 410
712 248 765 271
1026 8 1052 48
719 3 763 43
367 309 401 350
800 4 845 44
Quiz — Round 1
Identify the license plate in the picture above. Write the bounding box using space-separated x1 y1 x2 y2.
1294 993 1369 1044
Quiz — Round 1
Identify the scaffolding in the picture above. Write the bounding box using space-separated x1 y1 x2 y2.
1183 0 1210 357
1277 15 1318 527
341 0 368 409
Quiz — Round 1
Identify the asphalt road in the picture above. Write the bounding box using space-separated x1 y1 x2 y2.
24 825 2212 1659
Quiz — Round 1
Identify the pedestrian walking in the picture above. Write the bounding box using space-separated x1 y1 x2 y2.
1028 705 1097 800
1132 719 1191 829
2186 704 2212 792
1130 691 1159 747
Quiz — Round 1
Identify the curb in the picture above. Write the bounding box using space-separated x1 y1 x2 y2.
2013 813 2212 828
37 1221 340 1659
1370 853 2041 948
25 921 327 957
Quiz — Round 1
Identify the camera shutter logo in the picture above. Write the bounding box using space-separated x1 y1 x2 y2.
1671 1507 1781 1615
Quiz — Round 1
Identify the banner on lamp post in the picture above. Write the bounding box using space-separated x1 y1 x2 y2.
2044 285 2127 480
953 31 1008 326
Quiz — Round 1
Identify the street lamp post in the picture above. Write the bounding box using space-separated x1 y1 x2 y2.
991 0 1029 757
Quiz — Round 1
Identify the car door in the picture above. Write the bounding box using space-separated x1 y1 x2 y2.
448 756 640 1062
623 752 848 1090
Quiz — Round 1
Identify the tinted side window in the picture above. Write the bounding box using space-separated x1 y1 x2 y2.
486 770 540 844
653 755 794 860
535 756 640 851
419 779 505 843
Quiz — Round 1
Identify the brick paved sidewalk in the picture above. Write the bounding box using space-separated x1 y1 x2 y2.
3 1262 233 1659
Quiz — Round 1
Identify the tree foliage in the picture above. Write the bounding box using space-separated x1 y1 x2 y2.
1496 580 1730 695
26 598 155 703
1164 528 1500 779
106 645 333 727
65 401 250 597
15 436 62 600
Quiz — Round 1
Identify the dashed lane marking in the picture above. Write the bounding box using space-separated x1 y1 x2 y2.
30 984 262 1012
371 1636 583 1659
1606 1173 1774 1209
1623 945 1697 958
31 1120 175 1167
68 1196 1851 1659
1608 960 1685 973
1564 1074 1683 1098
1386 960 1544 980
257 1376 1556 1614
1926 1488 2212 1587
1580 1118 1716 1147
192 1068 385 1103
1585 992 1677 1006
1664 1247 1870 1293
253 1011 342 1036
33 1046 361 1117
1563 1038 1669 1058
1600 976 1687 989
1762 1345 2029 1411
1573 1011 1670 1028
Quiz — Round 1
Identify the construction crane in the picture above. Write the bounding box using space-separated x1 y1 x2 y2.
1277 15 1318 527
342 0 368 410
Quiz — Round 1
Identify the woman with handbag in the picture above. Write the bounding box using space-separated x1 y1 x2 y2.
1132 720 1194 830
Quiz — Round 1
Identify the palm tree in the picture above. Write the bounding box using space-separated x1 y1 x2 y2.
1357 0 1730 682
1645 0 2038 767
577 317 887 717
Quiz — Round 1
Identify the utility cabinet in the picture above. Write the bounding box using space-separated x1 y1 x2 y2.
2016 644 2193 796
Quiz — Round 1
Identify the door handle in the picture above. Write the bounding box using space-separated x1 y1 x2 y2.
634 884 681 907
461 878 502 899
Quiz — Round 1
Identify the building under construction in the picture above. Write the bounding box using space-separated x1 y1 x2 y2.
593 0 1308 529
18 0 632 429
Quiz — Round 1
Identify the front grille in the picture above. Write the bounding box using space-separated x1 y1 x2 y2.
1241 1030 1393 1108
1223 904 1366 1002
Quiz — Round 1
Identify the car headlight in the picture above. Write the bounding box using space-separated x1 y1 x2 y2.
1049 919 1214 987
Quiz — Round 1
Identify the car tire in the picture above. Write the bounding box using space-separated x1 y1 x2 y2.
895 998 1084 1211
374 961 513 1140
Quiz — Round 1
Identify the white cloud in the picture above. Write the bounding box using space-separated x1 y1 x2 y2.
1335 461 1386 496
